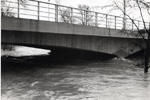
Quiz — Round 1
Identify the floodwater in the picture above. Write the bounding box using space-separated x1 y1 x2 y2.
1 46 150 100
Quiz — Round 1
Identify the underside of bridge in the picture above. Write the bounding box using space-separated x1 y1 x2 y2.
2 43 117 61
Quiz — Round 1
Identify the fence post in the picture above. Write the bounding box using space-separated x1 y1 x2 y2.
18 0 20 18
48 2 50 21
38 1 40 20
84 10 87 25
115 16 116 29
95 12 98 27
55 5 58 22
71 8 73 24
106 14 108 28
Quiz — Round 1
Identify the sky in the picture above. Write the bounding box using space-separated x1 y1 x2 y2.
42 0 149 21
3 0 149 23
47 0 110 7
39 0 124 16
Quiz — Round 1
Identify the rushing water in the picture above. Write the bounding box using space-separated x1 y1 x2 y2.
1 46 50 57
1 46 150 100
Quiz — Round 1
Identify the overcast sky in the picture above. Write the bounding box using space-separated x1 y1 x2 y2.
40 0 149 21
6 0 149 22
47 0 110 7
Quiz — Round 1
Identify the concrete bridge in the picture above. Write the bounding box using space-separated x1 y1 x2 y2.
1 0 147 58
2 16 145 58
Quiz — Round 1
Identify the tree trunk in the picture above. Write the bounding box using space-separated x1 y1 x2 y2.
144 47 149 73
144 24 150 73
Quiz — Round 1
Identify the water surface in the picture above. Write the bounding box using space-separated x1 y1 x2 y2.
1 46 150 100
2 57 150 100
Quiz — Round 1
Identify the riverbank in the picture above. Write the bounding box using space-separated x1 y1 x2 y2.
126 50 150 68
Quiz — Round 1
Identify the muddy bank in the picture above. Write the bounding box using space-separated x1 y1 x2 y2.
126 49 150 68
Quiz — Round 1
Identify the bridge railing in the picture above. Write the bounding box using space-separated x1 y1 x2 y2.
1 0 149 30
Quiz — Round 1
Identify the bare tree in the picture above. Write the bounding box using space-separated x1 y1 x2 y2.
1 0 27 17
58 4 94 25
59 8 74 23
54 0 73 23
77 4 94 25
1 0 15 16
102 0 150 73
55 0 60 5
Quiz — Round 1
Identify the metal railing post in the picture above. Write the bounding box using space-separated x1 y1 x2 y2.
132 21 133 30
48 2 50 21
55 5 58 22
71 8 73 24
115 16 116 29
95 12 98 27
84 10 86 25
38 1 40 20
18 0 20 18
106 14 108 28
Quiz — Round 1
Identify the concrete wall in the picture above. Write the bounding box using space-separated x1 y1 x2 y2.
1 17 145 57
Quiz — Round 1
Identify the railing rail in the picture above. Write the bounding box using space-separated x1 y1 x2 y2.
1 0 149 30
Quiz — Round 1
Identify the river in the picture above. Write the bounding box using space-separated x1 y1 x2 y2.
1 45 150 100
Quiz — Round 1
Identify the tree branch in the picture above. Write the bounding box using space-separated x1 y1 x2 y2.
114 1 147 43
136 0 149 33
